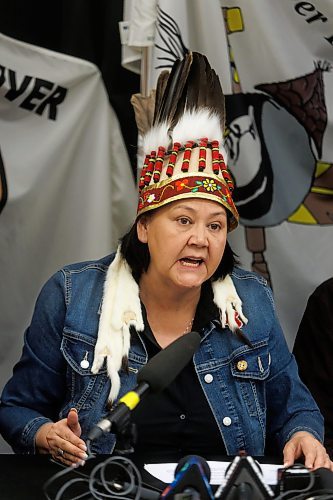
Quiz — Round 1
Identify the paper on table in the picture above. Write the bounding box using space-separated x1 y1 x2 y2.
144 461 282 486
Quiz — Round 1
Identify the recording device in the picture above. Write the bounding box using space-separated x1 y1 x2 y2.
161 455 214 499
88 331 201 441
277 464 333 496
215 455 275 499
277 464 314 494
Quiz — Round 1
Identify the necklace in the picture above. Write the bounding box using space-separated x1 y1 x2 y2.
183 317 194 335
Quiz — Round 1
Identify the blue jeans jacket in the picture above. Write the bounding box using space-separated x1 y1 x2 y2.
0 254 323 455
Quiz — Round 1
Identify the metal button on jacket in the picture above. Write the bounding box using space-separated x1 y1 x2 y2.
223 417 232 426
204 374 213 383
236 360 248 371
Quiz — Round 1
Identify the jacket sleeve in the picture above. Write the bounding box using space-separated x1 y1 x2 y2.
264 285 324 452
0 270 67 453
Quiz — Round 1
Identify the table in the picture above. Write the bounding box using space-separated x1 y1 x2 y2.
0 454 165 500
1 453 331 499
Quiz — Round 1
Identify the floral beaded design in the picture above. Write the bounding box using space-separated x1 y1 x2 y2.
137 173 238 230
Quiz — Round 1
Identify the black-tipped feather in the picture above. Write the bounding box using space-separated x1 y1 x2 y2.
153 52 192 127
186 52 208 110
153 70 170 124
152 51 225 135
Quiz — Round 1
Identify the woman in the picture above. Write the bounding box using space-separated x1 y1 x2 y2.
0 52 331 471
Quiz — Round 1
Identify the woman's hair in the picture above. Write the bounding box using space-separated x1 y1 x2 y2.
120 214 239 283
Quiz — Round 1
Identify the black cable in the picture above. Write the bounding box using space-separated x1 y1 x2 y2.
55 478 91 500
280 489 333 499
88 456 142 499
43 454 143 500
43 452 96 499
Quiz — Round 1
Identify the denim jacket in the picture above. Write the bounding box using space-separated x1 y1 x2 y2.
0 254 323 455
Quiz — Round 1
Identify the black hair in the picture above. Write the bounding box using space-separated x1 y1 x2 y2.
120 220 151 283
120 214 239 284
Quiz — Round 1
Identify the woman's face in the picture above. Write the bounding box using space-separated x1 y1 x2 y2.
137 198 228 291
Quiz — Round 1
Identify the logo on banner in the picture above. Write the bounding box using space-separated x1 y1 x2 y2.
154 6 333 288
0 64 68 121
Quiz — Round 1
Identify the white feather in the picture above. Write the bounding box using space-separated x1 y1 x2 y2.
172 109 223 144
142 121 170 155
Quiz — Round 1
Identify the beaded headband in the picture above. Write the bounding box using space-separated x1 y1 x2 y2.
137 126 238 231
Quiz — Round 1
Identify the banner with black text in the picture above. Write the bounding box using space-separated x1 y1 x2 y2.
0 32 136 420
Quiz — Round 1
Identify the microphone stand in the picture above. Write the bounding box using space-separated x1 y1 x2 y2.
103 403 138 455
87 402 138 455
112 418 137 455
88 382 151 453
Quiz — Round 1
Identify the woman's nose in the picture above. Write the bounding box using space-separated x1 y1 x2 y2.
188 225 208 246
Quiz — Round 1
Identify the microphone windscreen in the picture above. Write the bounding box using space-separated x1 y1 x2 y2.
176 455 211 481
137 331 201 393
161 453 214 498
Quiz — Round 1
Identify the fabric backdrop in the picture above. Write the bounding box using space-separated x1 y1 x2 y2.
1 0 333 453
0 1 138 452
123 0 333 349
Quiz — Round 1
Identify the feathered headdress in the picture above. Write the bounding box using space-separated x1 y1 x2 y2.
132 51 238 229
92 52 247 402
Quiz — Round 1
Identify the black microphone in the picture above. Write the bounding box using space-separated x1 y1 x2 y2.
88 331 201 441
161 455 214 499
215 456 275 499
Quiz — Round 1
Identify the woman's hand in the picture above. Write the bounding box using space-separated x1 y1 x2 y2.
35 408 88 467
283 431 333 471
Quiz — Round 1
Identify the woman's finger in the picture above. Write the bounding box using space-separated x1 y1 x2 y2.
57 436 88 462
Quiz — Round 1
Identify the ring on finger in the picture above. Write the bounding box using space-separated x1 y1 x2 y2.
57 448 65 457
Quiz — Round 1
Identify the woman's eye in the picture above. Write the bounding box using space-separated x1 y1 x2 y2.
178 217 190 225
210 223 221 231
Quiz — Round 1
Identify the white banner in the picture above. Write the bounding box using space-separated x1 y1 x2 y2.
0 33 137 404
124 0 333 347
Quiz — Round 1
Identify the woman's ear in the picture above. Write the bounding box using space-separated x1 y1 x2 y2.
137 216 149 243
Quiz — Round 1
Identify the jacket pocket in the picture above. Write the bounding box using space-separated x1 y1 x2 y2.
61 328 108 411
231 343 270 418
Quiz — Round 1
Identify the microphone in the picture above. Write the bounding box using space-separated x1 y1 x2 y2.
161 455 214 499
215 455 274 499
88 331 201 441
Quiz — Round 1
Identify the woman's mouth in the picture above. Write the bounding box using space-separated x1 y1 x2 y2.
179 258 203 268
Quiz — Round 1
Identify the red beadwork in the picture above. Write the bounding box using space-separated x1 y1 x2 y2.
166 142 180 177
211 140 220 174
219 153 226 170
144 150 156 185
153 146 166 182
139 155 150 190
198 138 208 171
221 167 235 192
136 174 238 231
181 140 195 172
